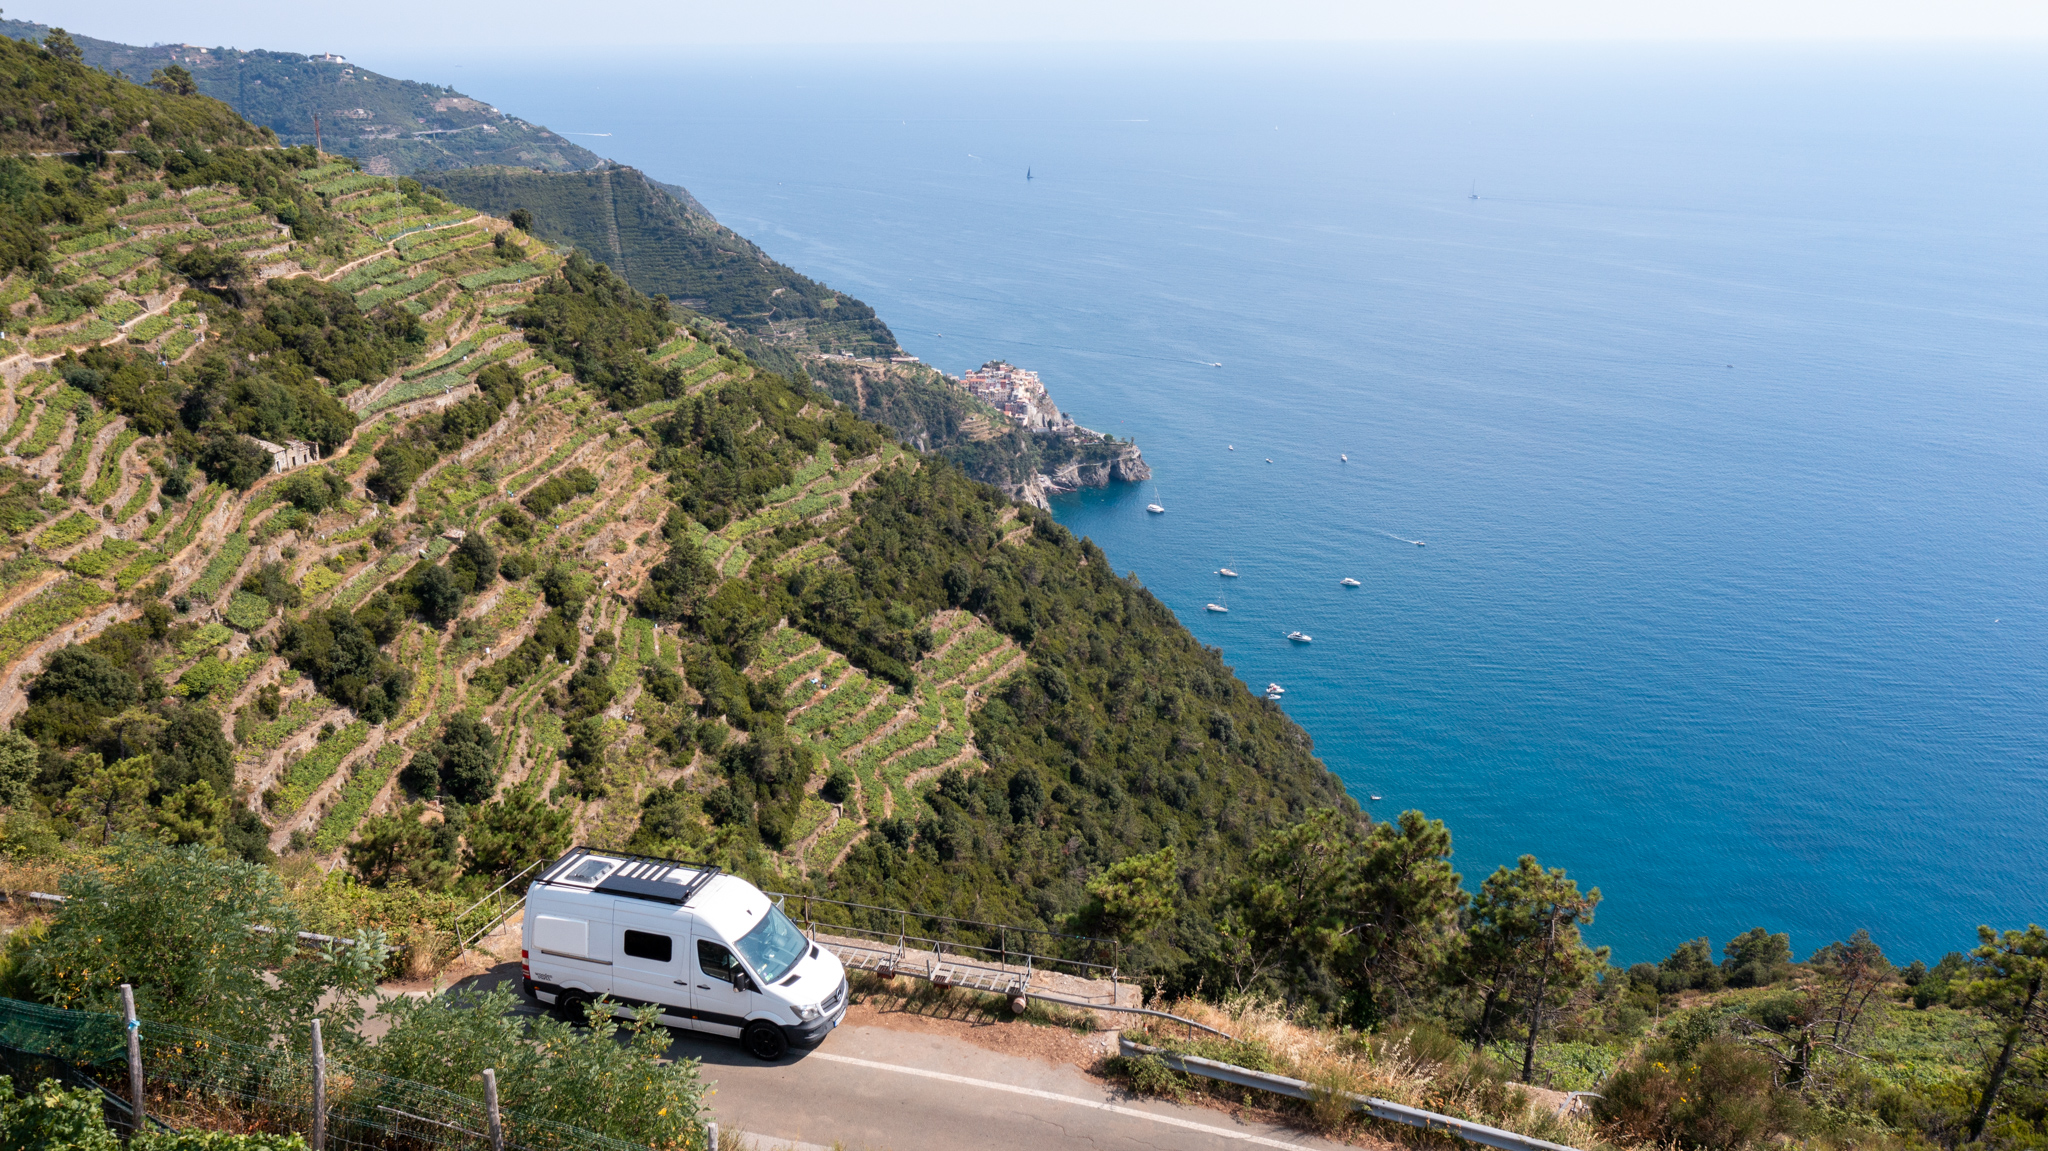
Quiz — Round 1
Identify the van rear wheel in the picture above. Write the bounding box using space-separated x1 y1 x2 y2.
556 992 593 1026
742 1021 788 1061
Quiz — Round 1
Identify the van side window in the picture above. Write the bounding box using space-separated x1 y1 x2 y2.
697 940 743 985
623 929 672 963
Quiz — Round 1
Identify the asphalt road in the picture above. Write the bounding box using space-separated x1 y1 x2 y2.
673 1021 1353 1151
449 963 1347 1151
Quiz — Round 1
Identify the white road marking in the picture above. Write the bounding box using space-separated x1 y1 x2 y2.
806 1051 1320 1149
733 1133 836 1151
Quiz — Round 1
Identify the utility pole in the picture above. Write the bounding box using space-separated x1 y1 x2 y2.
314 112 321 155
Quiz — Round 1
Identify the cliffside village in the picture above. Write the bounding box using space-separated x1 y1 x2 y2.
957 360 1077 433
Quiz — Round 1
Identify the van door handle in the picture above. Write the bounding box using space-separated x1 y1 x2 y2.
675 980 690 986
696 984 710 990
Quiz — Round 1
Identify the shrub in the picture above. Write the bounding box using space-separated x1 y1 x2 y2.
0 1076 118 1150
24 839 385 1044
1595 1038 1804 1150
225 590 272 630
366 986 705 1147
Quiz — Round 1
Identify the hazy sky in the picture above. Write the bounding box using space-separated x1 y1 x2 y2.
25 0 2048 54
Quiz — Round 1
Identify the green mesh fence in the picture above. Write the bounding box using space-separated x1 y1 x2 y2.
0 998 696 1151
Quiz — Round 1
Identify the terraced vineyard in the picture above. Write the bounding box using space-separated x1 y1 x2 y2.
0 140 1044 884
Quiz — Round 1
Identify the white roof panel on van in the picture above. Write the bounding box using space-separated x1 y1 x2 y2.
537 849 724 907
690 874 774 943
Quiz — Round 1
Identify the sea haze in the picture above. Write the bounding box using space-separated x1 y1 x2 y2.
373 43 2048 964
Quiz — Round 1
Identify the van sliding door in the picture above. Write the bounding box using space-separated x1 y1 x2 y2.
611 911 691 1026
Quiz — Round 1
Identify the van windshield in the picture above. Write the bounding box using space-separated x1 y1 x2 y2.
734 905 808 985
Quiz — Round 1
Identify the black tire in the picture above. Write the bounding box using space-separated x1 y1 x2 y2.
556 992 592 1026
743 1020 788 1061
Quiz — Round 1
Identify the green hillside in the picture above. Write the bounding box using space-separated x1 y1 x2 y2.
0 18 604 173
2 32 2041 1151
417 165 900 369
0 35 1344 988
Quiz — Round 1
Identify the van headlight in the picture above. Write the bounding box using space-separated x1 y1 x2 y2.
792 1002 822 1022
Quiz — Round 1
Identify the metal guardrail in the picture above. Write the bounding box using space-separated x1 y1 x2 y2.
765 893 1232 1041
1024 992 1235 1041
768 890 1121 992
1120 1038 1584 1151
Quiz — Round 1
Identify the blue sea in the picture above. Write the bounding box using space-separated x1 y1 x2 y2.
380 43 2048 964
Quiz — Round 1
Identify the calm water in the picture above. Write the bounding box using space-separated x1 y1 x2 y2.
377 44 2048 963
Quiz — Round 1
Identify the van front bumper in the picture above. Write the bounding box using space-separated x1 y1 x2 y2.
782 999 847 1047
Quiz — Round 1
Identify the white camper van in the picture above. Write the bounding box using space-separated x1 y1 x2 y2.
520 847 847 1060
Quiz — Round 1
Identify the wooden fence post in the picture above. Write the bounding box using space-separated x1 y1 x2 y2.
119 984 144 1137
310 1018 326 1151
706 1120 719 1151
481 1068 504 1151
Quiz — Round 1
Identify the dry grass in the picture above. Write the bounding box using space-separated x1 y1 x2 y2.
1123 995 1619 1149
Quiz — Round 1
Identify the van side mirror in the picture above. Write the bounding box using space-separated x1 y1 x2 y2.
736 974 756 993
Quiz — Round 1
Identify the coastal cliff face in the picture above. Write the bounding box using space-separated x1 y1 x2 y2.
808 358 1151 507
1003 442 1152 510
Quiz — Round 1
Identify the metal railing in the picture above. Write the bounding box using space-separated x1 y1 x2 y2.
768 891 1120 993
768 892 1237 1040
454 860 546 951
1120 1038 1584 1151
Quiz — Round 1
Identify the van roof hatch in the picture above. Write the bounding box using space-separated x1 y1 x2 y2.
540 847 724 907
594 857 723 906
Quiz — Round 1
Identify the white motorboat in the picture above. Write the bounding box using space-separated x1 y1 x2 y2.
1340 454 1348 461
1341 577 1361 587
1286 631 1312 643
1265 683 1284 694
1146 503 1165 514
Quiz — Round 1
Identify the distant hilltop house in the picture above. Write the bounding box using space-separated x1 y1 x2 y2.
310 52 347 63
252 438 317 473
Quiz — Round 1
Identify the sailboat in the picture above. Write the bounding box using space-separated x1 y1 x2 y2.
1469 181 1478 200
1217 567 1238 577
1027 168 1034 181
1207 570 1230 612
1206 600 1228 613
1340 453 1348 462
1146 481 1165 514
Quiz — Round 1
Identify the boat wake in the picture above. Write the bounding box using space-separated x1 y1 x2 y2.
1377 529 1426 547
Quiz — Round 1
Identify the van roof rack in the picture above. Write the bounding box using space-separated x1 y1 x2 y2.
539 846 723 907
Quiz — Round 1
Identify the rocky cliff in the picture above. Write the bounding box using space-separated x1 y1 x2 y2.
1002 440 1152 510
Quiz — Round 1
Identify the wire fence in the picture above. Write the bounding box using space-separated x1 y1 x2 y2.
0 996 703 1151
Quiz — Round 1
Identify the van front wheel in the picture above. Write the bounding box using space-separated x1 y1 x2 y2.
743 1021 788 1061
